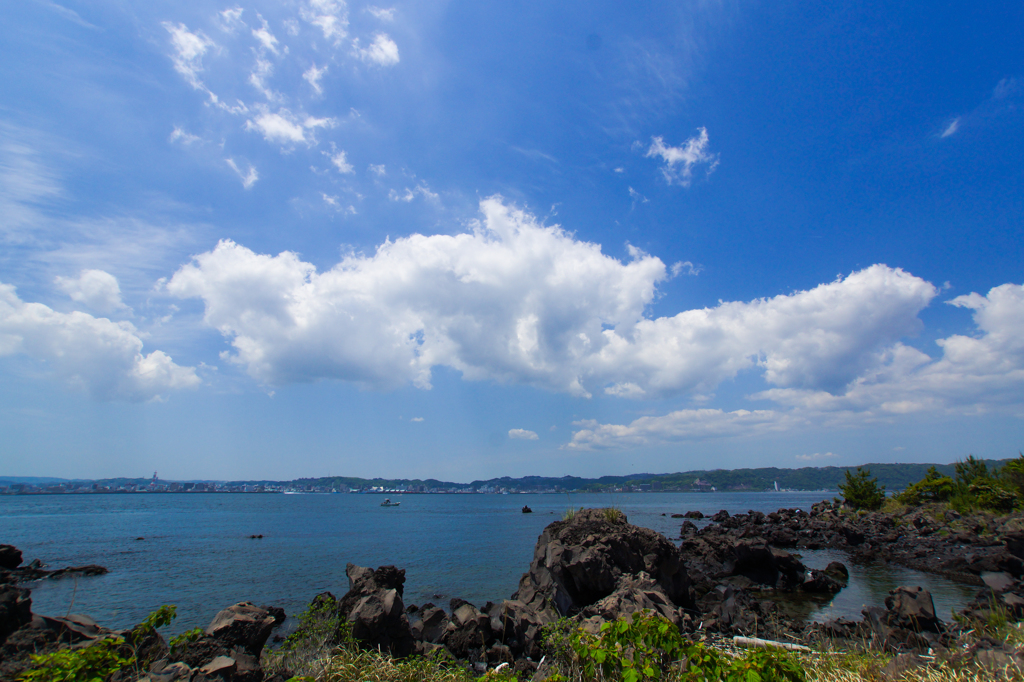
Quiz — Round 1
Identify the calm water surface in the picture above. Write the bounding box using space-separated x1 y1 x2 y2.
0 492 977 632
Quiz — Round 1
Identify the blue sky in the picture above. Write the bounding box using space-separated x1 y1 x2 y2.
1 0 1022 481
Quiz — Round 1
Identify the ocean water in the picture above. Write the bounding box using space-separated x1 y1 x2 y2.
0 492 977 633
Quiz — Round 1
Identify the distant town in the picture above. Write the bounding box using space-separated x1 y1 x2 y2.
0 458 1013 496
0 472 717 495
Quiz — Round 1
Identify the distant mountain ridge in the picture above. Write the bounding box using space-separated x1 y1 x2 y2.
3 459 1013 493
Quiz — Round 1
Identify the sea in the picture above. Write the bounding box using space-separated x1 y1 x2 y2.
0 491 978 634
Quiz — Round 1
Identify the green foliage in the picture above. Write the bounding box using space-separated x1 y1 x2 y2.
264 596 347 678
954 455 990 487
895 467 954 505
838 468 885 511
168 627 203 657
545 612 804 682
601 507 623 523
136 604 177 634
18 638 130 682
967 482 1018 512
18 605 181 682
1000 453 1024 496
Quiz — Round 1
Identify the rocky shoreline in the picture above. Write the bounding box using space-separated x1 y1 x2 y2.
2 501 1023 679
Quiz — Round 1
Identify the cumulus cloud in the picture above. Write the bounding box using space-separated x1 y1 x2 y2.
301 0 349 44
572 282 1024 448
166 198 951 408
245 108 335 145
328 150 354 173
355 33 399 66
509 428 539 440
0 283 199 401
369 164 386 177
645 128 718 186
567 409 799 450
55 270 127 315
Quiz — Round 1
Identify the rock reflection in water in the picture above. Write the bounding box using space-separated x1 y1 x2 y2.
794 549 978 622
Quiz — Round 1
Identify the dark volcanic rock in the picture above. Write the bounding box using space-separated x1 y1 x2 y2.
0 585 31 644
205 602 278 655
338 563 415 657
0 545 23 571
512 508 693 619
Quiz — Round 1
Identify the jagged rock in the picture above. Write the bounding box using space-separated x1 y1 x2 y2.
338 564 415 657
0 585 31 644
410 602 448 643
0 545 22 571
444 600 493 658
512 508 693 620
206 602 278 655
580 572 686 627
684 511 704 519
711 510 730 522
884 586 942 633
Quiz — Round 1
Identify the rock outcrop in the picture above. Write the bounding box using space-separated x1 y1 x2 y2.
337 563 415 658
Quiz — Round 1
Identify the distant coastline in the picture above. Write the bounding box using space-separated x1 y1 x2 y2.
1 458 1011 496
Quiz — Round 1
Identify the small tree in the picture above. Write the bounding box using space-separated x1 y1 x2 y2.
896 466 954 505
838 467 885 510
955 455 990 488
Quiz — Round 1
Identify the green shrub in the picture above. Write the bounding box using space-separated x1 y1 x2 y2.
18 638 131 682
895 467 954 505
545 612 804 682
838 468 885 511
18 605 179 682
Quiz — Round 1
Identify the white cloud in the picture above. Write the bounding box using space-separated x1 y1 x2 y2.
249 56 278 101
283 19 300 36
575 282 1024 448
628 187 648 204
645 128 718 186
301 0 349 44
355 33 399 66
671 261 701 276
252 15 281 55
245 108 335 146
509 428 539 440
162 22 216 93
322 193 339 207
166 200 953 401
303 63 328 95
55 269 128 315
795 452 839 461
940 118 960 138
567 409 799 450
169 127 202 145
328 150 354 173
225 158 258 188
367 6 395 21
0 282 199 401
411 416 424 422
369 164 386 177
216 7 245 34
388 183 437 203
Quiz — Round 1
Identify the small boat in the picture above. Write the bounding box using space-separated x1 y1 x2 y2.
381 498 401 507
521 505 533 514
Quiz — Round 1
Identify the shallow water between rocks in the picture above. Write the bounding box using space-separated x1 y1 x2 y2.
0 491 979 633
